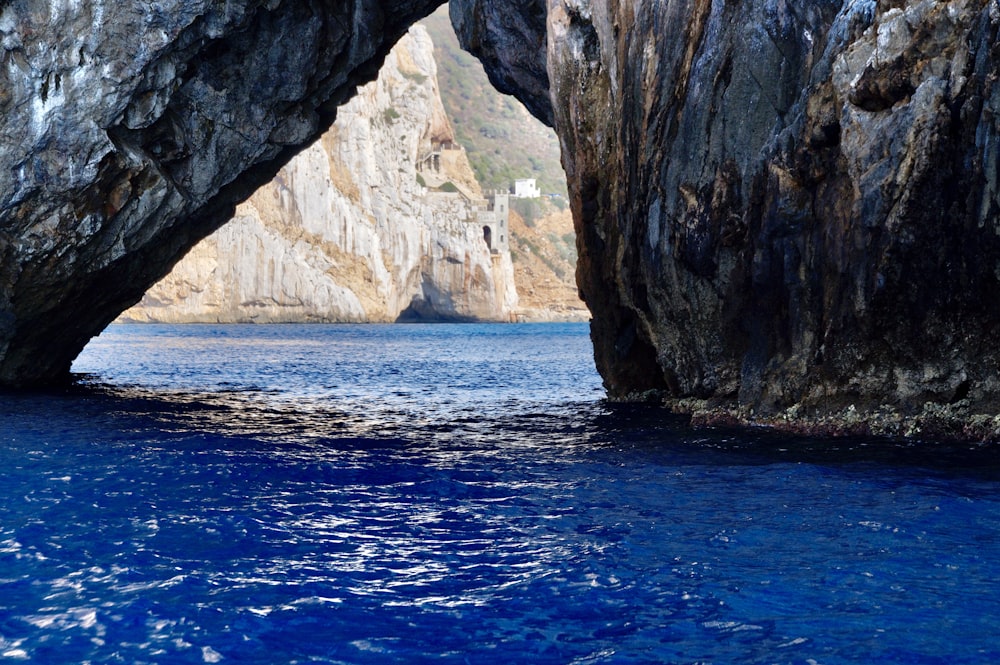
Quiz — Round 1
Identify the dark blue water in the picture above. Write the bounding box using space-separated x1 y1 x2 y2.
0 323 998 663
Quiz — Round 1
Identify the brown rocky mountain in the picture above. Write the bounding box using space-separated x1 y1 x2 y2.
509 208 587 322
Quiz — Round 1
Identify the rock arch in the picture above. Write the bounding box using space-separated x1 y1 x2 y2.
0 0 446 385
3 0 1000 436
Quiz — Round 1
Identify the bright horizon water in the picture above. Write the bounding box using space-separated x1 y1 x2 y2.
0 322 998 663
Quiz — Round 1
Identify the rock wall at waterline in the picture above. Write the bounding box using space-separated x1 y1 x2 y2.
455 0 1000 436
4 0 1000 437
121 28 517 324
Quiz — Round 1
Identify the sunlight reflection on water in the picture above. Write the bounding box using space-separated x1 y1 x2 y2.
0 324 995 663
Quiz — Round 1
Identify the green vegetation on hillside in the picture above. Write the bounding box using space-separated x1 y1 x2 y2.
420 7 567 197
512 197 562 227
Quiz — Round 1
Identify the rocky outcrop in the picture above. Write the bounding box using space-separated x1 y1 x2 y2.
508 208 588 322
121 27 516 324
4 0 1000 438
454 0 1000 436
0 0 444 386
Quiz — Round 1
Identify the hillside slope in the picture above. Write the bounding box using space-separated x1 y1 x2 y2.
509 209 588 322
420 8 565 197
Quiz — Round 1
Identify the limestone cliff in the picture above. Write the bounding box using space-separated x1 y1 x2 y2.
121 27 517 324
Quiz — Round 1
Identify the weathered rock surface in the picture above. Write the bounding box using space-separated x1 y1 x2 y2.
121 27 516 324
455 0 1000 436
4 0 1000 439
0 0 443 385
508 208 588 322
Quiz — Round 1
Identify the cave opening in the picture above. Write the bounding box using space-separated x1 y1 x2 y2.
109 4 580 333
0 0 589 390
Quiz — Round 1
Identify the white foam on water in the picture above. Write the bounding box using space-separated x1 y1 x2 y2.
201 646 223 663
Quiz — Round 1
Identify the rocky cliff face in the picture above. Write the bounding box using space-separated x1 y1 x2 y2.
455 0 1000 436
509 208 588 322
121 27 516 324
4 0 1000 437
0 0 444 385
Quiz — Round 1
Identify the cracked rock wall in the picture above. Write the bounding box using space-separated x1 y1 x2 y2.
457 0 1000 422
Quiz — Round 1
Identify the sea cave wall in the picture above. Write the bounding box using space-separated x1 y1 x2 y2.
455 0 1000 433
2 0 1000 435
0 0 444 385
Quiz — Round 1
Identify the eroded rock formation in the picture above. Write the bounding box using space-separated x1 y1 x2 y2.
3 0 1000 436
0 0 443 385
121 27 517 324
456 0 1000 434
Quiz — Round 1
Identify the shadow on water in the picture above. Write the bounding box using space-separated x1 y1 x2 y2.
591 402 1000 478
5 381 999 480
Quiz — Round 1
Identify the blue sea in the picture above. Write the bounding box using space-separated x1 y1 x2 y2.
1 323 998 663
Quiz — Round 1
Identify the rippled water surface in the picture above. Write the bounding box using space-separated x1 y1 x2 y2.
0 323 998 663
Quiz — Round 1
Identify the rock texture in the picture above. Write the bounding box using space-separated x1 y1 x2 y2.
508 208 588 322
4 0 1000 439
455 0 1000 435
0 0 443 385
121 27 517 324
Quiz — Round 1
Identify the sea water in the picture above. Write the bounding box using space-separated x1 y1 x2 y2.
0 323 998 664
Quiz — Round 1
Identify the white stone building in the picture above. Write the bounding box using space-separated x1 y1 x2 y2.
513 178 541 199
